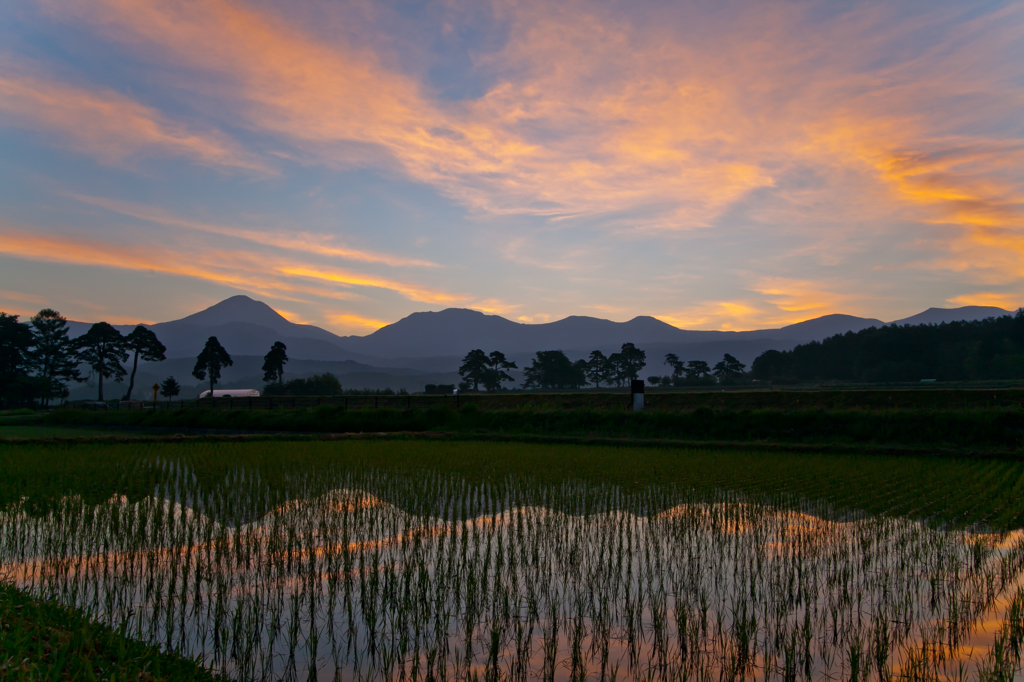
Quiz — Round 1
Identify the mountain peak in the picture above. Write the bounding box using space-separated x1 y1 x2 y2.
176 295 291 329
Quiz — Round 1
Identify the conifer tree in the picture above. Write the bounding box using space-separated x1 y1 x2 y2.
193 336 233 396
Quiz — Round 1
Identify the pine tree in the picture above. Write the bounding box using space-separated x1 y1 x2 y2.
29 309 80 406
193 337 233 397
123 326 166 400
262 341 289 384
75 322 128 401
0 313 37 407
159 376 181 403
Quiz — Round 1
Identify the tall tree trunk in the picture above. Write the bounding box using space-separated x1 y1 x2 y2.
210 371 214 397
97 358 105 402
126 350 139 400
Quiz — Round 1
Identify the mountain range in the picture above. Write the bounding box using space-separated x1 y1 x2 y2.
61 296 1013 397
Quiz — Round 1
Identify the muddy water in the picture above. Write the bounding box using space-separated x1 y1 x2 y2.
3 488 1024 681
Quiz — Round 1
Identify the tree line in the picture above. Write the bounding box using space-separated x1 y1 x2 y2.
457 344 748 391
0 307 305 406
0 310 170 406
751 310 1024 383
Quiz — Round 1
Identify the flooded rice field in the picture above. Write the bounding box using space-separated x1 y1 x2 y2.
3 445 1024 682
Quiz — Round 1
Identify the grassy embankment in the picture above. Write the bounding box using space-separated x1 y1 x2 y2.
0 581 225 681
32 387 1024 452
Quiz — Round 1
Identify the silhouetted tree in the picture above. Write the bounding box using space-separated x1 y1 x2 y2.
458 349 490 391
0 313 37 407
523 350 586 389
160 376 181 402
123 326 166 400
685 360 712 381
750 311 1024 383
262 341 289 384
750 350 786 382
586 350 613 388
611 343 646 384
572 359 589 388
75 322 128 401
647 375 661 386
193 336 232 396
482 351 518 391
264 373 342 396
29 309 80 406
664 353 686 382
713 353 746 382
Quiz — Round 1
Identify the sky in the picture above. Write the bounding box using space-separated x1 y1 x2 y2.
1 0 1022 334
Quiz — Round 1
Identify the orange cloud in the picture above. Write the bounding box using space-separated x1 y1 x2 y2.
12 0 1024 331
0 60 266 172
0 290 49 307
0 226 467 309
38 0 783 224
277 265 467 306
657 302 775 332
946 293 1021 310
751 278 864 318
324 313 389 332
32 0 1022 244
469 298 522 316
847 139 1024 282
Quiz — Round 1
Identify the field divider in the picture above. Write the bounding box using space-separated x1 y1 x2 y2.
3 429 1024 461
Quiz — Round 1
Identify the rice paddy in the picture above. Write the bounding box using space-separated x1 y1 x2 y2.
2 440 1024 681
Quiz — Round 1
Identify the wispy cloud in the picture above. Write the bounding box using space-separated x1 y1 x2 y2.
36 0 1023 242
324 312 389 332
3 0 1022 329
946 292 1021 310
70 194 439 268
277 265 467 306
0 225 469 311
0 290 49 306
0 59 268 172
750 278 865 319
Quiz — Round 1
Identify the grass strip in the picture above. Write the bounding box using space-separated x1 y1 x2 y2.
3 429 1024 460
0 581 226 681
38 403 1024 449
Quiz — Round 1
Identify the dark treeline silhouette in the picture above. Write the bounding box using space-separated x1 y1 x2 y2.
458 343 650 391
264 372 343 396
456 343 755 391
0 309 172 406
751 311 1024 383
458 350 518 391
651 353 746 386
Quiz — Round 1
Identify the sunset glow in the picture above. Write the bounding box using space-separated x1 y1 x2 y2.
1 0 1022 331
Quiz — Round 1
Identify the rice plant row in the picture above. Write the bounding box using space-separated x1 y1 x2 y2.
3 443 1024 681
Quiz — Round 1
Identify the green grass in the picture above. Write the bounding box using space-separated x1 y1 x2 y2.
0 581 226 681
0 425 153 439
40 402 1024 450
55 386 1024 415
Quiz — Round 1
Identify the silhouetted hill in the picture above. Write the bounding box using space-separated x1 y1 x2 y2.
333 309 734 358
888 306 1011 326
57 297 1015 383
761 314 885 342
66 296 382 365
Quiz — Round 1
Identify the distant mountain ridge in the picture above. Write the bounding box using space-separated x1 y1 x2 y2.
62 296 1014 370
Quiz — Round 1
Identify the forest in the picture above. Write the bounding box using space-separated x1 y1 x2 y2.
752 310 1024 382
